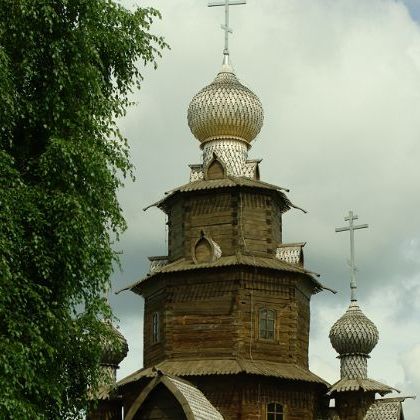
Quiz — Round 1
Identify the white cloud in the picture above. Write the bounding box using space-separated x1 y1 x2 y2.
400 344 420 418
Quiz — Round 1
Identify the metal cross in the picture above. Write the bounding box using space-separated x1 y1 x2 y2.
335 211 368 302
208 0 246 57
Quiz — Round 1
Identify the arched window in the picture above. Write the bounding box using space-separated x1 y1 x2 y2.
152 312 160 344
194 237 213 263
207 158 225 179
206 154 226 180
267 402 283 420
259 308 275 340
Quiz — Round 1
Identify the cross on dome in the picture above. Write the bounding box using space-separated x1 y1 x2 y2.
335 210 369 302
188 0 263 178
208 0 246 59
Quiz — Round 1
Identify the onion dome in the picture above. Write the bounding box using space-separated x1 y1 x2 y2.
329 302 379 356
187 60 264 145
101 321 129 367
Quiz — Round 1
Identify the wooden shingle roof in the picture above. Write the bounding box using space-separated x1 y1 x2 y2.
124 371 223 420
119 254 327 295
118 358 329 387
144 176 304 214
364 398 407 420
327 377 398 396
165 375 224 420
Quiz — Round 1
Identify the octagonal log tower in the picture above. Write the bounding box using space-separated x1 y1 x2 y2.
111 59 331 419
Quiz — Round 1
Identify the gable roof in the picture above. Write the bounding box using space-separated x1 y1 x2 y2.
124 371 223 420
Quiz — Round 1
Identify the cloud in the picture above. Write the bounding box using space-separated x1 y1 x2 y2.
399 344 420 417
113 0 420 415
404 0 420 22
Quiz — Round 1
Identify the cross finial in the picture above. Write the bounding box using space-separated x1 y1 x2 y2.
208 0 247 61
335 211 369 302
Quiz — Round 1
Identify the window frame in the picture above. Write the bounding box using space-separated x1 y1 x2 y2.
266 402 284 420
258 307 276 341
152 311 160 344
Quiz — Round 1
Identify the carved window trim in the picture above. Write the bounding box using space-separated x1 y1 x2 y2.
258 308 276 341
266 402 284 420
152 312 160 344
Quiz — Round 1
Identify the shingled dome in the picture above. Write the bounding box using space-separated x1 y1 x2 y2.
187 62 264 145
329 302 379 356
101 321 129 367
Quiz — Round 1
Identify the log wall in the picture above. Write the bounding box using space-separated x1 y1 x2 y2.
120 375 327 420
166 188 285 261
133 384 187 420
143 269 311 368
182 375 325 420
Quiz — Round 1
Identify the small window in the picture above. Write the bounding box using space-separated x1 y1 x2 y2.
152 312 160 344
259 308 275 340
206 154 226 180
194 237 213 263
267 402 283 420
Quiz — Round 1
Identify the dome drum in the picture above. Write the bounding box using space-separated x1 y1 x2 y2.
202 139 248 177
340 354 368 379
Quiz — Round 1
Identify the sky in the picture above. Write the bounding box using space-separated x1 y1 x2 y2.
111 0 420 417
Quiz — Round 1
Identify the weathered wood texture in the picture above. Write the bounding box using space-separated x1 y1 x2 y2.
143 288 167 366
207 159 225 179
133 383 186 420
194 238 213 263
168 198 185 261
122 379 151 416
166 188 284 262
335 392 376 420
193 375 326 420
121 375 327 420
111 181 323 419
143 268 311 368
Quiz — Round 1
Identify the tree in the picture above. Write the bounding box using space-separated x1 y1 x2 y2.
0 1 167 418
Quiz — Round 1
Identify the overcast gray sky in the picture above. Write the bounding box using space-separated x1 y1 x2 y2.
111 1 420 417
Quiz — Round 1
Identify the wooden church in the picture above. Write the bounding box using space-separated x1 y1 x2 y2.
88 3 412 419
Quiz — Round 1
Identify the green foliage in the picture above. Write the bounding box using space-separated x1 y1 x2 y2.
0 1 167 418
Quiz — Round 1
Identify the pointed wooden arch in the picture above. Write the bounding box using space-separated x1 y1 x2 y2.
192 231 221 264
205 153 226 180
124 373 223 420
125 375 196 420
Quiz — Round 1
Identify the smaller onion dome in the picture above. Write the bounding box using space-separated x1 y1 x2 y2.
187 60 264 145
101 321 129 367
329 302 379 356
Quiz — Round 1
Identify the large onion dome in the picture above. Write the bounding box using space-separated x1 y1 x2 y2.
187 61 264 145
101 321 129 367
329 302 379 356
